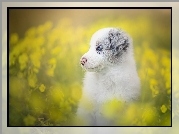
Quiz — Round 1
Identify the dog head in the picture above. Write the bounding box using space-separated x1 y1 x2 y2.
80 27 132 72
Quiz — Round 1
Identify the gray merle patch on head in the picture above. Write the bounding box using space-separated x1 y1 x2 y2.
96 28 129 57
96 28 130 64
108 28 129 54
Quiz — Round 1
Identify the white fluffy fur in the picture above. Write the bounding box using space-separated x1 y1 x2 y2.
77 28 140 126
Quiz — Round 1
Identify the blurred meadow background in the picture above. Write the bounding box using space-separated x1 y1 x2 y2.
9 9 171 126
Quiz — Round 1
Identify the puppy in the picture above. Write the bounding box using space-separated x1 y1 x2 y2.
77 27 140 126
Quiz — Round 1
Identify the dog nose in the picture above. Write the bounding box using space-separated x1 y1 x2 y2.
81 57 87 66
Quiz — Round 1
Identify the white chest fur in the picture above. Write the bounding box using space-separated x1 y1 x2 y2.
77 62 140 126
83 63 140 104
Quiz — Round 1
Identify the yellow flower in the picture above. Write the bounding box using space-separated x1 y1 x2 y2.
46 68 55 77
102 99 123 119
150 78 158 86
51 46 61 55
45 58 57 76
167 89 171 94
10 33 19 45
153 90 159 97
33 67 39 73
28 74 37 88
150 79 159 97
39 84 46 92
25 27 36 37
147 68 155 77
48 58 56 65
18 53 28 70
160 105 167 113
49 86 64 103
30 52 41 68
165 81 170 89
161 56 170 68
142 107 156 124
23 115 36 126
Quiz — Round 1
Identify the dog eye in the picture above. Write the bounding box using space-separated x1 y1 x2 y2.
96 45 103 52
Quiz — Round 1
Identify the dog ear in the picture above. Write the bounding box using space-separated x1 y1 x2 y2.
108 29 129 56
113 38 129 55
